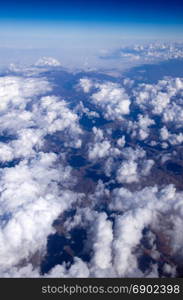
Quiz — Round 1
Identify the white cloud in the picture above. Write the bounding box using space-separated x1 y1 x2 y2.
107 184 183 276
0 152 78 275
117 160 138 183
160 126 183 145
160 126 169 140
79 79 131 121
0 76 52 112
79 78 93 93
130 114 155 141
0 72 83 276
88 128 120 161
55 184 183 278
35 57 61 67
134 77 183 129
33 96 83 148
0 62 183 279
46 258 90 278
92 82 130 120
75 101 100 118
88 140 111 160
0 143 14 162
169 132 183 145
101 42 183 64
90 213 113 275
116 146 153 184
117 136 126 148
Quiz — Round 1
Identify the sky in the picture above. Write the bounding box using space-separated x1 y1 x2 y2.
0 0 183 68
1 0 183 279
0 0 183 24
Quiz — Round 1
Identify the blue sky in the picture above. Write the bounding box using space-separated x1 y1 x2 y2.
0 0 183 68
0 0 182 42
0 0 183 24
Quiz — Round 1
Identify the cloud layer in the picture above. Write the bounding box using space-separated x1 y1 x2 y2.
0 54 183 278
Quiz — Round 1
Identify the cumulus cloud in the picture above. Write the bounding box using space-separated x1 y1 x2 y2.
33 95 82 148
0 76 83 164
52 184 183 278
107 185 183 276
0 152 78 274
35 57 61 67
88 127 120 161
0 143 14 162
45 258 90 278
160 126 183 145
0 76 52 112
79 79 131 120
134 77 183 126
79 78 93 93
88 140 111 160
132 76 183 147
117 160 138 183
100 42 183 64
116 146 154 184
0 60 183 279
90 212 113 276
0 71 83 277
75 101 100 118
130 114 155 141
117 136 126 148
91 82 130 120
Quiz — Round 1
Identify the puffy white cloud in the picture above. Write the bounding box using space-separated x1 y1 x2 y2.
0 79 83 164
0 72 83 277
35 57 61 67
0 76 52 112
75 101 99 118
10 128 44 159
130 114 155 141
160 126 183 145
113 211 148 276
33 96 82 148
92 82 130 120
3 179 183 277
90 213 113 274
117 136 126 148
0 110 34 133
0 61 183 279
2 264 40 278
162 102 183 128
117 160 138 183
79 78 93 93
92 127 104 142
88 128 121 161
79 79 131 120
54 184 183 278
134 77 183 129
169 133 183 145
46 258 90 278
2 258 90 278
0 152 78 275
88 140 111 160
162 263 176 277
141 159 154 176
101 42 183 64
135 84 169 115
88 126 121 161
106 184 183 276
123 78 134 88
0 143 14 162
116 146 154 184
160 126 169 141
132 76 183 149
